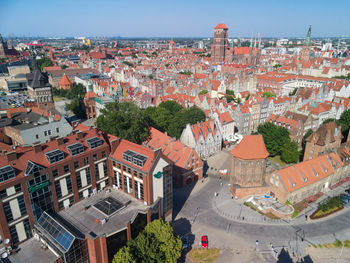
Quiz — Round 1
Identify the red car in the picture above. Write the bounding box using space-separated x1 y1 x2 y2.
201 235 208 248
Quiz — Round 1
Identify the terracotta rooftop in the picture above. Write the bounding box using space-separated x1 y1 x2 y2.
278 153 343 193
215 23 228 29
59 74 72 86
231 135 269 160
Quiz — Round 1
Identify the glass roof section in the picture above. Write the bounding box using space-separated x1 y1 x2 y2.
36 212 75 253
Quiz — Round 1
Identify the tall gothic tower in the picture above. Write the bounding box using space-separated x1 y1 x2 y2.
211 23 228 64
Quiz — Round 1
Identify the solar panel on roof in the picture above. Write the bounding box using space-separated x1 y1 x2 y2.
36 212 75 253
67 143 84 156
86 137 103 149
0 165 16 183
45 149 65 164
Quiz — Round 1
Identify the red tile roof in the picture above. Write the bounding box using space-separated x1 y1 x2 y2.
144 127 198 168
219 112 234 125
278 153 343 193
0 128 108 183
215 23 228 29
111 139 164 173
231 135 269 160
59 74 72 86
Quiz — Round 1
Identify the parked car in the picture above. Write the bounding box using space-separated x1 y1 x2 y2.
345 188 350 194
201 235 208 248
182 235 189 249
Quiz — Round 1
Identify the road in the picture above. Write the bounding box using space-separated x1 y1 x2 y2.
173 177 350 262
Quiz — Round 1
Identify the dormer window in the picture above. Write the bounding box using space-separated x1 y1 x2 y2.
292 183 296 188
315 173 319 177
304 178 308 182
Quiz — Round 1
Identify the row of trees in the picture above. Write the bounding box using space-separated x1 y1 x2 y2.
112 219 182 263
255 122 299 163
96 101 206 144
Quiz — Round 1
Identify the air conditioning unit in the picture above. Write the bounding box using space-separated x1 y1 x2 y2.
64 204 70 209
112 185 117 189
101 219 106 225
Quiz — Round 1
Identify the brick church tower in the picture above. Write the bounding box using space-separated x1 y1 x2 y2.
211 23 228 64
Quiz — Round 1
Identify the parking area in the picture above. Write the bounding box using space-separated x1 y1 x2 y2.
0 91 31 108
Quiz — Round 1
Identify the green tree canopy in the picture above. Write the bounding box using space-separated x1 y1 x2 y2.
37 57 53 71
66 98 85 119
112 219 182 263
262 91 276 98
158 101 183 115
338 110 350 132
281 140 300 163
96 102 149 144
257 122 290 156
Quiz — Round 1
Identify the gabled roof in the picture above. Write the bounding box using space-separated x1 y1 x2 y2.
231 135 269 160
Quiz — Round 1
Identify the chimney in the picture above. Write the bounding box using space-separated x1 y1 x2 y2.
110 138 121 153
6 151 17 162
33 144 42 153
56 137 64 146
77 131 84 139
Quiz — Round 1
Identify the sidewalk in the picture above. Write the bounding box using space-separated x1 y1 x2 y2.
212 178 350 226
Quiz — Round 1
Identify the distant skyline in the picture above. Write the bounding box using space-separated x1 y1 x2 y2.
0 0 349 38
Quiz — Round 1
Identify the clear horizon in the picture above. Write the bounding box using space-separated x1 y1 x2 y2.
0 0 349 38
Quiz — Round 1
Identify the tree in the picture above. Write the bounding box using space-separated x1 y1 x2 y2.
112 246 136 263
257 122 290 156
60 65 68 69
338 110 350 132
281 140 299 163
96 102 149 144
37 57 53 71
322 118 336 125
158 101 183 115
183 106 206 125
143 219 182 263
66 98 85 119
112 219 182 263
199 89 208 95
289 88 298 96
262 91 276 98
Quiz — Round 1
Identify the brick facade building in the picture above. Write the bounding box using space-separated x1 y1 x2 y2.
230 135 269 197
211 24 228 64
0 127 174 263
304 122 342 161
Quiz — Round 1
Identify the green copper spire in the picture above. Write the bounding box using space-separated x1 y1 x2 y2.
305 24 312 48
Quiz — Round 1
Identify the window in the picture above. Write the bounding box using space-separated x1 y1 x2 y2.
102 151 106 158
123 166 126 172
93 154 97 161
117 163 121 169
56 127 59 133
52 169 58 177
36 134 39 139
128 168 131 174
134 170 137 177
86 137 103 149
74 162 79 169
67 143 85 156
45 149 65 164
64 165 69 173
113 161 116 167
44 131 48 136
48 130 51 135
0 165 16 183
139 173 143 180
84 157 89 165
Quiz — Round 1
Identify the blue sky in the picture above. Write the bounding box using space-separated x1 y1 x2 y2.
0 0 349 38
